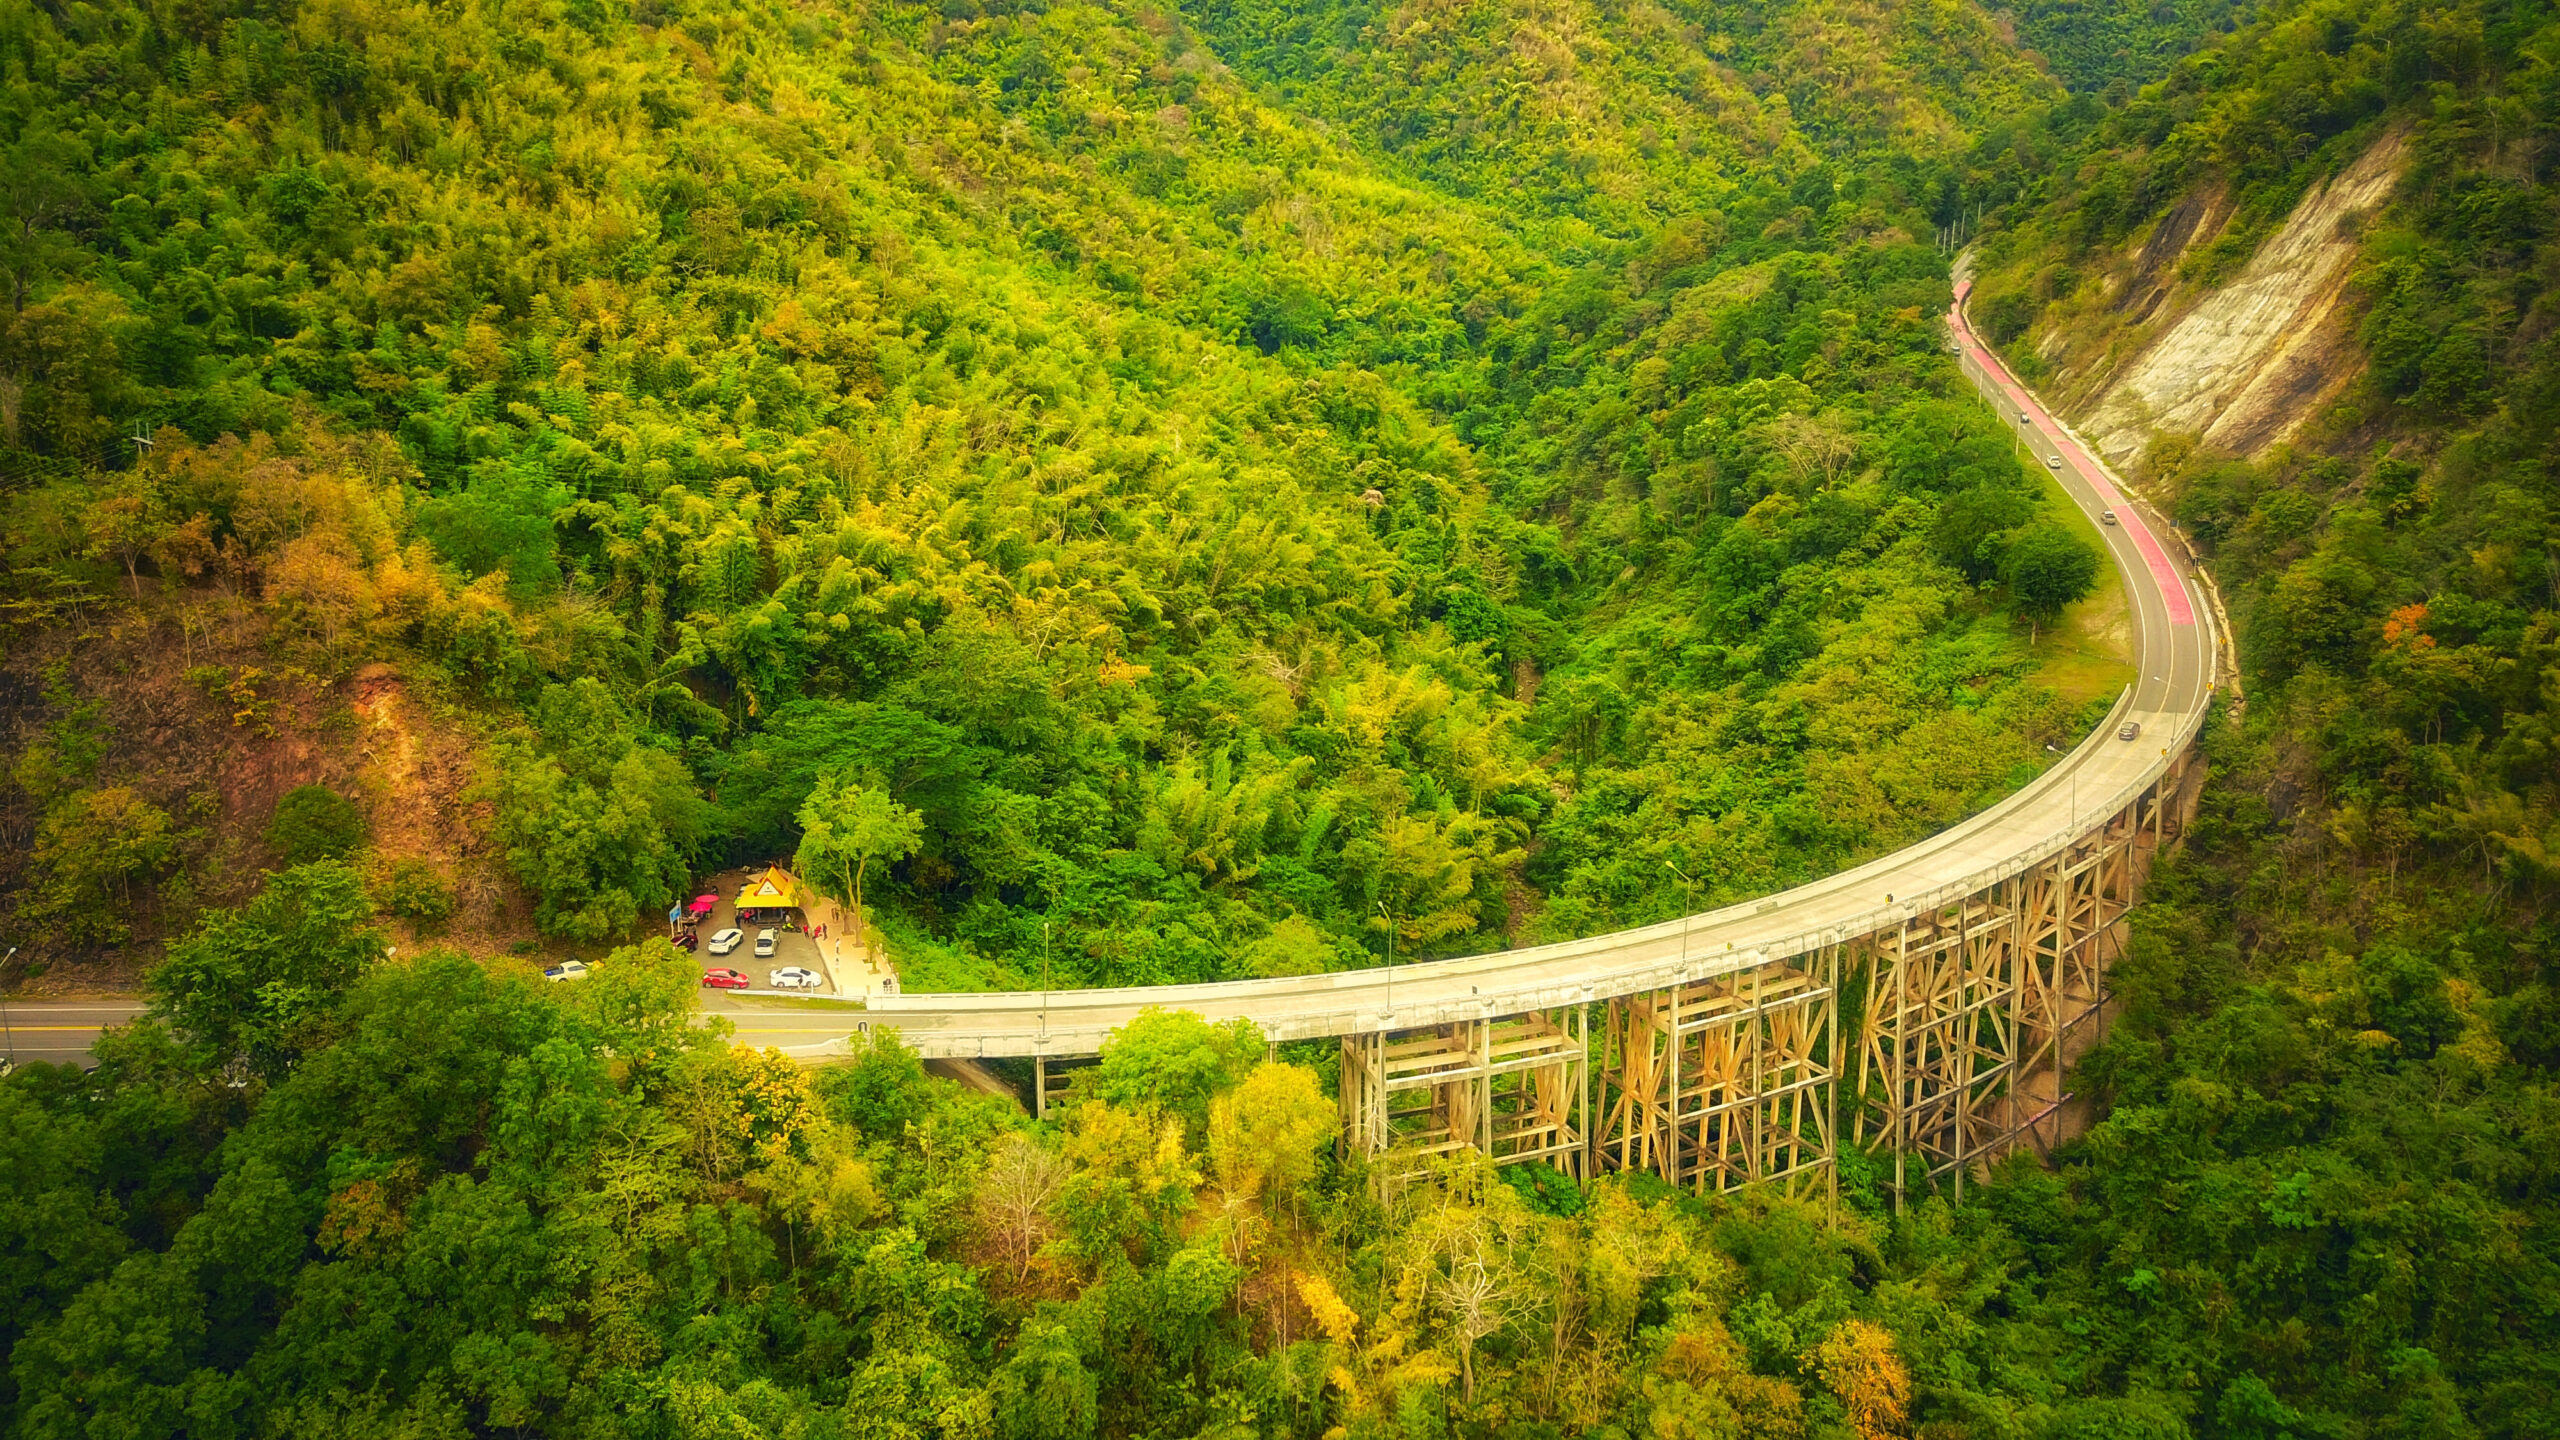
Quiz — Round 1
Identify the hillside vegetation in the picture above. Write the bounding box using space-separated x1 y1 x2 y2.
7 0 2560 1437
0 0 2101 986
1957 0 2560 1434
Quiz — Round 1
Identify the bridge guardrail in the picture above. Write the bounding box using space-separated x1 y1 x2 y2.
789 688 2208 1059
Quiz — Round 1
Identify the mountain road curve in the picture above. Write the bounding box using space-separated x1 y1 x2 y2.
780 283 2219 1063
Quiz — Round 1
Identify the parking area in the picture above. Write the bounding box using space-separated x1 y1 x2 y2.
681 867 838 994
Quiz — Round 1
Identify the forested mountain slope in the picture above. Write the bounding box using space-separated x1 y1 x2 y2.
1953 0 2560 1434
8 0 2557 1439
0 0 2103 988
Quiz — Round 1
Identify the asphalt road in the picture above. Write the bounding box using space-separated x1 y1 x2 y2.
1 1001 148 1069
802 285 2219 1063
1946 276 2212 722
698 991 875 1050
0 993 880 1067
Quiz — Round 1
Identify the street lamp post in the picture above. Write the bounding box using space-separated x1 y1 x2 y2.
1663 860 1699 970
1377 900 1395 1021
2 947 14 1064
1040 921 1051 1042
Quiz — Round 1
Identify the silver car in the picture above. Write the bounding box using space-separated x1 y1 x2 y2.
753 928 778 959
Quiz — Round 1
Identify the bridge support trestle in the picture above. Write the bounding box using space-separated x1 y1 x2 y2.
1593 948 1840 1205
1339 1008 1590 1180
1330 754 2206 1214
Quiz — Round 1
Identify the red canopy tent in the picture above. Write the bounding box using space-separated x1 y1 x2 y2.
687 896 718 915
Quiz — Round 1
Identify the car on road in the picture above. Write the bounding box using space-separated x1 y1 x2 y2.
769 966 822 990
2044 455 2062 468
542 960 591 983
701 968 750 990
2100 510 2118 525
2118 720 2143 741
707 928 745 956
753 928 778 958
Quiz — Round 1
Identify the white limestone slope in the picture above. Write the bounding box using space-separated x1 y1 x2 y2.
2079 130 2407 465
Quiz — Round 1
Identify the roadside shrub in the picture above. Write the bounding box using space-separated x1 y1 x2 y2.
375 856 457 927
265 784 366 865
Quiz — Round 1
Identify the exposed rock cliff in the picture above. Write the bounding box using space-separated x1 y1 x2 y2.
2012 128 2409 470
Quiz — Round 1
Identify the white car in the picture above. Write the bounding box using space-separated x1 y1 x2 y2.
768 966 822 990
707 928 745 956
2100 510 2118 525
753 928 778 958
542 960 591 983
2044 455 2062 469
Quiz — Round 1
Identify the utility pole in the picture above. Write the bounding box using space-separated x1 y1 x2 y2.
1036 922 1053 1121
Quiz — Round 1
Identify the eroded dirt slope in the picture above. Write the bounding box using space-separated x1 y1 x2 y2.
2082 131 2407 463
1 603 531 992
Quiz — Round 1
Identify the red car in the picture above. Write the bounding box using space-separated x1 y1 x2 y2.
700 968 750 990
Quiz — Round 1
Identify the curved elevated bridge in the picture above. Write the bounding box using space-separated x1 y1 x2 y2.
797 288 2221 1209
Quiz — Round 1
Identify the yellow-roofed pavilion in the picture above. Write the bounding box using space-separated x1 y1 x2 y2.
735 864 802 914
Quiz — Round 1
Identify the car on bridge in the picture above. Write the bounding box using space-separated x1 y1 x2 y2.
2119 720 2143 741
2100 510 2117 525
701 968 750 990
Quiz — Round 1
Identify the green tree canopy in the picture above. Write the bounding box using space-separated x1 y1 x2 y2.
146 860 384 1080
1090 1008 1265 1139
24 786 176 944
264 784 366 866
2004 520 2103 625
793 773 925 948
1206 1060 1339 1214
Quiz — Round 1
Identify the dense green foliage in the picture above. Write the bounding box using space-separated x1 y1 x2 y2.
264 783 367 865
1948 0 2560 1433
0 0 2102 986
0 882 2513 1440
2009 0 2255 94
10 0 2560 1434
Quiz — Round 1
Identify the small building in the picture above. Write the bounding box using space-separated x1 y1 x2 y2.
734 864 805 927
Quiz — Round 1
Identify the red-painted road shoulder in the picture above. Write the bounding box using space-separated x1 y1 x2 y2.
1947 283 2194 626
